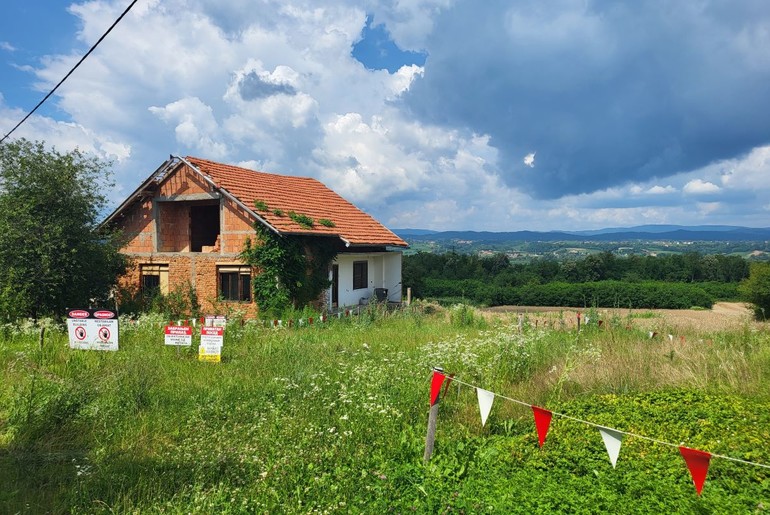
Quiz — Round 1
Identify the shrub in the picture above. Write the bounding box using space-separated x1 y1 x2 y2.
739 262 770 320
449 303 485 328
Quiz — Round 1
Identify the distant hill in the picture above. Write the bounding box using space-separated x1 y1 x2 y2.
571 224 767 236
393 225 770 242
391 228 439 236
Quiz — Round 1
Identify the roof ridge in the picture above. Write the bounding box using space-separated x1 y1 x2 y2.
186 156 320 183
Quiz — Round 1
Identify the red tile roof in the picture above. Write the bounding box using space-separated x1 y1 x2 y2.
185 157 407 247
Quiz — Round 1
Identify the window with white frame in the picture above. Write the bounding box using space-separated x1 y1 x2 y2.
218 265 252 302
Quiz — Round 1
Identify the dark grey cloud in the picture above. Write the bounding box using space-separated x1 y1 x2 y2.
238 71 297 101
402 0 770 199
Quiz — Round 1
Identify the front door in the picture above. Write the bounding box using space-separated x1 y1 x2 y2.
331 264 339 307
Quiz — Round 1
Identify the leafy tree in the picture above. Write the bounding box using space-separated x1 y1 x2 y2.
241 224 337 316
0 139 126 320
739 262 770 320
480 252 510 275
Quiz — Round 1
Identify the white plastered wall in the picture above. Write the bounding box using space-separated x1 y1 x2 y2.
330 251 402 309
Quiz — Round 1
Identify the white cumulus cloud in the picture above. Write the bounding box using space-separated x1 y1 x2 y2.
683 179 721 195
149 97 227 158
523 152 536 168
646 185 676 194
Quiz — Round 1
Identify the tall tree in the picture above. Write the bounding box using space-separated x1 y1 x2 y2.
0 139 126 320
739 262 770 321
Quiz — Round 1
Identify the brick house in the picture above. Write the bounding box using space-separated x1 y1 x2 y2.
103 156 408 316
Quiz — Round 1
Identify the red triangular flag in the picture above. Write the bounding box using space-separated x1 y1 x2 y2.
429 370 446 406
679 446 711 495
532 406 553 447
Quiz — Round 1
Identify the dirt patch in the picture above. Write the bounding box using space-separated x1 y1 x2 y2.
482 302 756 333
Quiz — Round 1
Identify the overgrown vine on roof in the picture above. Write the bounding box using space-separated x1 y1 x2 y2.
288 211 314 229
241 223 338 315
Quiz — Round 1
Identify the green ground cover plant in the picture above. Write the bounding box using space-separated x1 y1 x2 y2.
1 306 769 513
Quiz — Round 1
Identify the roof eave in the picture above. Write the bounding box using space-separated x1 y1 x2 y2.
99 156 178 229
341 241 409 249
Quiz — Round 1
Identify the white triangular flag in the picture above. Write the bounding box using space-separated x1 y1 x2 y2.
476 388 495 427
598 426 623 468
585 316 590 325
668 334 674 342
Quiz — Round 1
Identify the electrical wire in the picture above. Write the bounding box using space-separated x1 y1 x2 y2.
0 0 140 144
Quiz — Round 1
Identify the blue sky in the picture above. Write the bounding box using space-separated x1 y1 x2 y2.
1 0 769 231
0 3 78 117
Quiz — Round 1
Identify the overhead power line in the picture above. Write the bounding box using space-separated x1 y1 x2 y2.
0 0 140 144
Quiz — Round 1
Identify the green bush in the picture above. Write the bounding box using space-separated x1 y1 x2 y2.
739 262 770 320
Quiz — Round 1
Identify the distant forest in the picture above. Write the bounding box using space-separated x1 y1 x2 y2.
403 252 749 309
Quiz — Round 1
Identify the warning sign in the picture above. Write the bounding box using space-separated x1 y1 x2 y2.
199 326 223 362
66 308 119 351
164 325 192 346
204 315 227 327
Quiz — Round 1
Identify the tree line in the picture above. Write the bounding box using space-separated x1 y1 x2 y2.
403 251 750 309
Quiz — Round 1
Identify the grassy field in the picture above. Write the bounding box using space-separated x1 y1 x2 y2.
1 303 770 513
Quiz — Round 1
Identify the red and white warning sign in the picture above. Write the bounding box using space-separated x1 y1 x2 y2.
164 325 192 346
66 308 119 351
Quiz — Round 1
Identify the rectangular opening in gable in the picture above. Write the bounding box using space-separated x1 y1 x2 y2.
190 204 220 252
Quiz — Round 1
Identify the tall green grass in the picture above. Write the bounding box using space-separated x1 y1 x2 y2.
1 305 769 513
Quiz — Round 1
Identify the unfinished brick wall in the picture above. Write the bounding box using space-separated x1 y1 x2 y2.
158 164 210 196
118 199 154 253
119 254 258 317
158 202 190 252
115 162 266 318
221 198 255 253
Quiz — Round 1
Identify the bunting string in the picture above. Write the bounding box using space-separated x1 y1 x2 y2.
443 373 770 470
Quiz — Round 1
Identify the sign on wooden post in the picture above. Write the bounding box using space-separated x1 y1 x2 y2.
66 308 119 351
199 326 224 362
164 325 192 346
